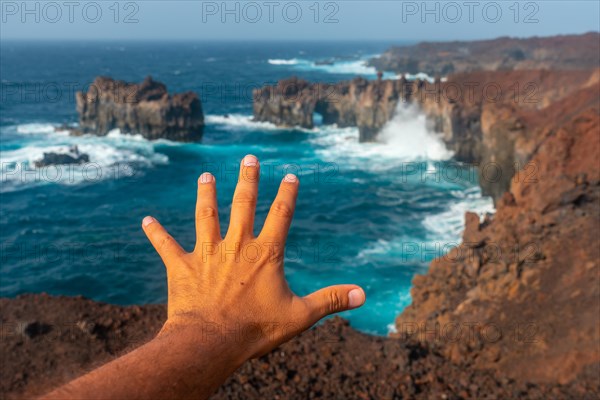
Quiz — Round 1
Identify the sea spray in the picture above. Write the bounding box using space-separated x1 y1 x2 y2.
377 103 454 161
309 103 453 173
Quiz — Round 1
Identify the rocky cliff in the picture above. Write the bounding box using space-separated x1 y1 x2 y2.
74 76 204 141
369 32 600 75
396 79 600 385
254 69 598 202
253 75 402 142
416 69 599 201
252 71 600 389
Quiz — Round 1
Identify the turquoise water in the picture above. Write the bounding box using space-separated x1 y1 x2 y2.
0 42 493 334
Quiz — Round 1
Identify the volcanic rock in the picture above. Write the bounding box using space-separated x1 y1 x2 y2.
34 146 90 167
369 32 600 75
75 76 204 141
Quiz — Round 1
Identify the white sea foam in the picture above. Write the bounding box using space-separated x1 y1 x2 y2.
308 59 378 75
1 124 168 192
268 56 391 77
268 55 445 81
403 72 438 83
386 291 413 334
16 123 60 135
205 114 285 131
268 58 299 65
422 186 494 244
106 128 147 141
309 103 453 172
379 103 454 160
355 186 494 300
357 239 394 260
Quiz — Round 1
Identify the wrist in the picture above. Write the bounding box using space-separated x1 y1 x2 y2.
157 318 264 367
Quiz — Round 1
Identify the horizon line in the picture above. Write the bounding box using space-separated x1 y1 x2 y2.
2 30 598 44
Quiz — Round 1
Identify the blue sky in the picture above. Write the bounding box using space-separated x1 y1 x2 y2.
1 1 599 41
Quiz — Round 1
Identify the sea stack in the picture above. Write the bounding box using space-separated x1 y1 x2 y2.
75 76 204 141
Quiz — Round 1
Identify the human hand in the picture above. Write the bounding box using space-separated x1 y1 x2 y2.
43 154 365 400
142 154 365 360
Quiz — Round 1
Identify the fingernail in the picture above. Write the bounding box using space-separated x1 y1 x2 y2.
283 174 297 183
243 154 258 167
348 288 365 309
199 172 214 184
142 216 155 227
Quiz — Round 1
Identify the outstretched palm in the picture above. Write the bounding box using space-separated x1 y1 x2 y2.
142 154 365 358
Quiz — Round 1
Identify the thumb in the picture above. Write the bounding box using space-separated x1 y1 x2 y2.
142 216 185 262
302 285 366 325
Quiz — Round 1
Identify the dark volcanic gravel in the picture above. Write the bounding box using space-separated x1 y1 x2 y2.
1 294 598 399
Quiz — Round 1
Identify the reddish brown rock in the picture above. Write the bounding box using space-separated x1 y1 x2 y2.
369 32 600 75
1 294 598 399
396 78 600 386
75 76 204 141
254 69 598 203
253 76 402 142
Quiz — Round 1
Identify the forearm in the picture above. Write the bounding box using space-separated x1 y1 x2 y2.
42 325 249 400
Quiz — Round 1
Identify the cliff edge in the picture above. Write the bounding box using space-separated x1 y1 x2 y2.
396 80 600 385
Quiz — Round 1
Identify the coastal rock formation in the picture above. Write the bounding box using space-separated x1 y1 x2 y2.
74 76 204 141
4 35 600 399
34 146 89 167
254 69 599 202
369 32 600 75
396 80 600 385
253 75 402 142
2 294 598 399
417 69 599 201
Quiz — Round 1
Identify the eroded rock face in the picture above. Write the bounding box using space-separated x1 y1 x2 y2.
75 76 204 141
253 76 405 142
254 69 598 203
369 32 600 75
395 81 600 385
418 69 598 202
252 71 600 386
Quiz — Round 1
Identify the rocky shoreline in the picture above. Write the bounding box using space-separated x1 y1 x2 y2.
253 69 598 203
368 32 600 75
396 78 600 385
2 33 599 398
2 71 599 397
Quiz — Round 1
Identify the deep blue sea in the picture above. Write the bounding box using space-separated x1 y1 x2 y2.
0 41 493 334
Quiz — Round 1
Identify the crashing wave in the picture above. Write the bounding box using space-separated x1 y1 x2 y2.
0 124 168 193
205 114 282 131
309 103 453 173
268 58 299 65
268 55 396 77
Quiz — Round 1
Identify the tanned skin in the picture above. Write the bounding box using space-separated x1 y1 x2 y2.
43 155 366 400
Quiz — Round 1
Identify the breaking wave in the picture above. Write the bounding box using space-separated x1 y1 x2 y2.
0 124 168 193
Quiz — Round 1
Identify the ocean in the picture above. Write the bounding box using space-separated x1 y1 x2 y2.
0 41 493 334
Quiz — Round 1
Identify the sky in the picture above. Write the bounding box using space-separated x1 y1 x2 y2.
1 1 599 41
